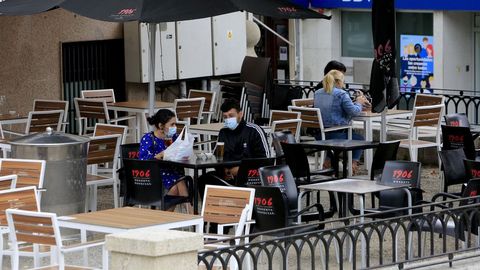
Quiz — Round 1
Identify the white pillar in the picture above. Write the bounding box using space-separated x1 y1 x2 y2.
106 229 203 270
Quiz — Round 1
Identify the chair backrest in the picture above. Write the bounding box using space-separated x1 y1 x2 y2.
120 143 140 160
87 135 121 168
378 161 422 213
235 157 276 187
380 161 422 188
6 209 62 249
411 104 444 129
438 148 468 191
26 110 64 134
33 99 68 122
188 89 216 113
258 165 298 215
0 186 39 226
269 110 300 125
288 106 325 135
413 94 445 107
81 89 116 103
444 113 471 128
271 119 301 142
0 174 17 191
280 142 311 181
174 97 205 125
291 98 314 107
122 159 168 208
460 179 480 206
93 123 128 144
441 125 476 160
74 98 109 121
271 131 296 158
0 159 46 190
463 159 480 182
252 185 288 231
239 56 271 90
201 185 255 225
370 141 400 180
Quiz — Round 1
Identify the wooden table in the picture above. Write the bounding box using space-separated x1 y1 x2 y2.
298 179 411 268
354 109 412 175
58 207 203 234
107 101 174 140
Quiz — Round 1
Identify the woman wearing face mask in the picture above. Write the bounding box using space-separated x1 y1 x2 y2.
138 109 192 211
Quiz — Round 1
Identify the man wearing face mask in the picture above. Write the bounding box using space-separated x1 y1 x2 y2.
198 99 270 195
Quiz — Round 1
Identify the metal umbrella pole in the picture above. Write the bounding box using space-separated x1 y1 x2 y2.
148 23 156 131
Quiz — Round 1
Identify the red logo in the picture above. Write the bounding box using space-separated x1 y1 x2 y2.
451 121 460 127
448 135 464 142
278 7 297 13
469 190 477 197
118 8 136 15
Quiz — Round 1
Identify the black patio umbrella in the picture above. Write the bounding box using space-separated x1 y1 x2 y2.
58 0 330 117
368 0 400 113
0 0 329 117
0 0 61 15
59 0 330 22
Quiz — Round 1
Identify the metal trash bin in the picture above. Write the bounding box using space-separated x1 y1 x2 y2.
10 127 89 215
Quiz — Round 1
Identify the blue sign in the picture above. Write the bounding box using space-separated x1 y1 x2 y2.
311 0 480 11
399 35 434 93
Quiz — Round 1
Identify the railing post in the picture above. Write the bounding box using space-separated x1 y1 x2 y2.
106 228 203 270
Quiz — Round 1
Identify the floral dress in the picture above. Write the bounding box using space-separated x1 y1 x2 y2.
138 132 183 190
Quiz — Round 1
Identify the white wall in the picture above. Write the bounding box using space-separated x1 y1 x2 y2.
435 11 474 90
301 10 342 82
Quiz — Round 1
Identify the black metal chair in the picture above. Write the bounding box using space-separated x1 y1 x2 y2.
350 140 400 211
438 148 468 194
464 159 480 182
280 142 335 185
197 157 275 199
118 143 140 199
258 164 331 221
234 157 276 187
271 130 296 164
444 113 471 128
252 185 324 235
365 161 423 218
426 178 480 242
441 125 478 160
122 159 190 210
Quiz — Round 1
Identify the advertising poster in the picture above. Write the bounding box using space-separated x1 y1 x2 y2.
399 35 434 93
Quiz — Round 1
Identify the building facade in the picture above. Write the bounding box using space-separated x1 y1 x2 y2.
301 0 480 92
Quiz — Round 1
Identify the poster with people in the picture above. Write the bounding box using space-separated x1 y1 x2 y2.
400 35 434 93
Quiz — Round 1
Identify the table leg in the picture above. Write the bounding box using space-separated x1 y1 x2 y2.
81 229 88 266
193 169 199 215
333 151 340 178
342 150 348 178
359 194 366 268
364 119 373 177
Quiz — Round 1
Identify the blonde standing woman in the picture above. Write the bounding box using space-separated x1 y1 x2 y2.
313 70 370 174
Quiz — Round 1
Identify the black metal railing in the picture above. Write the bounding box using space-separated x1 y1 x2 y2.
198 196 480 270
274 80 480 125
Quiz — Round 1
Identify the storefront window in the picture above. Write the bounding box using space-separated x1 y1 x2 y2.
341 11 433 59
341 11 373 58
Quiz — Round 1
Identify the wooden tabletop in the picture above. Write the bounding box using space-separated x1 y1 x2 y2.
301 139 379 151
189 123 225 132
0 113 26 121
299 179 408 195
356 109 411 118
61 207 201 229
108 101 174 109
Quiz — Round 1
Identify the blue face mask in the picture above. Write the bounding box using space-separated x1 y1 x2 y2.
166 126 177 137
224 117 238 130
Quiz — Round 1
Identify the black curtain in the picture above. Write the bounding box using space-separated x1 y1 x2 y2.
369 0 400 113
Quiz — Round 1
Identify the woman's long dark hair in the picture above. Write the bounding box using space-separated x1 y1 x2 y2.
146 109 175 129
